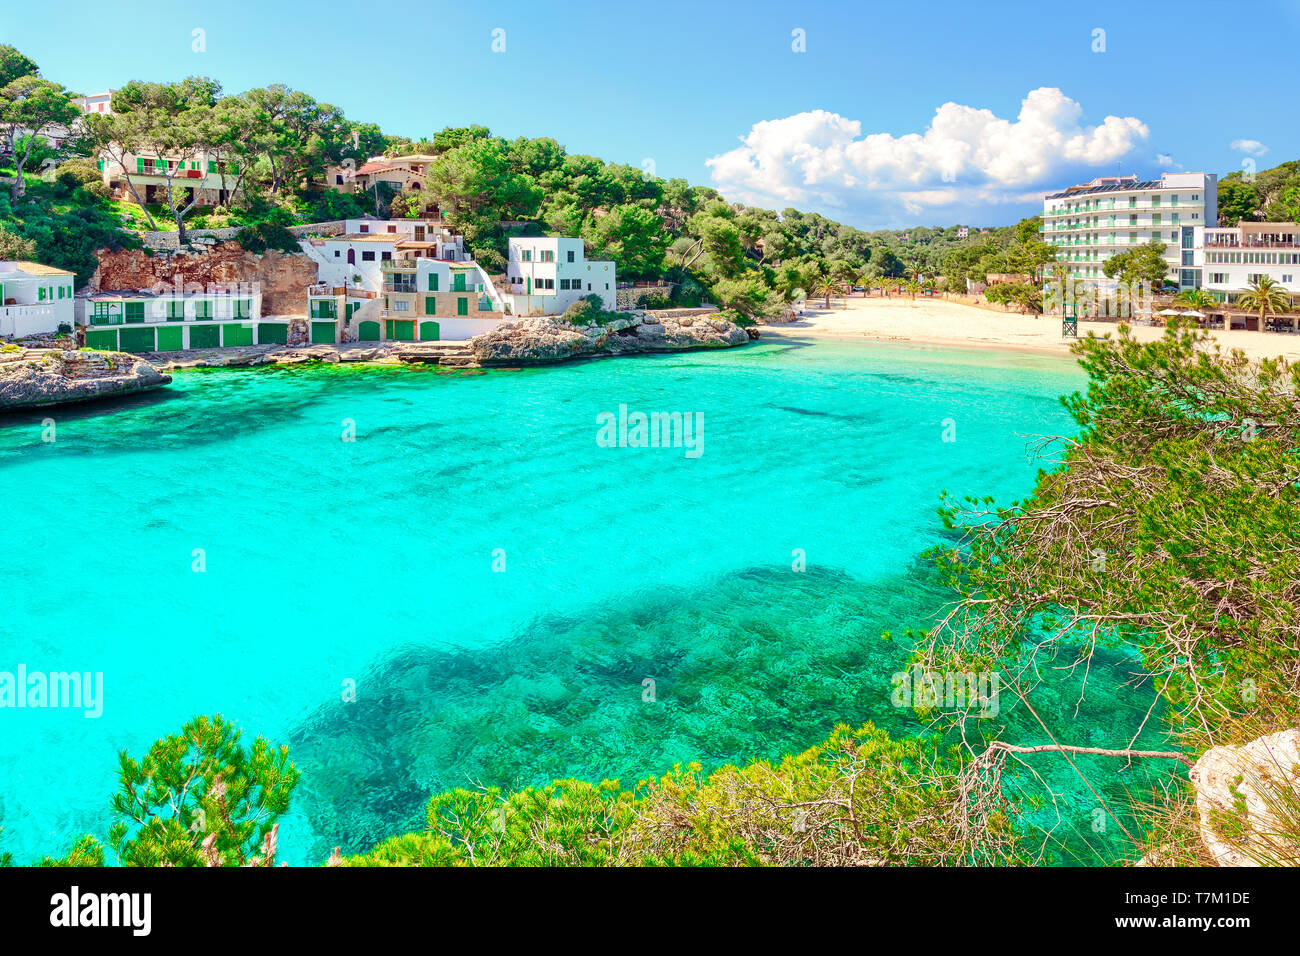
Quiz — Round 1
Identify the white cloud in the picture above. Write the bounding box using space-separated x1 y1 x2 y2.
1230 139 1268 157
705 88 1149 227
1155 152 1183 170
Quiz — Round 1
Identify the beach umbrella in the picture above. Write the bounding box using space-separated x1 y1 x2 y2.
1156 308 1181 315
1179 310 1206 318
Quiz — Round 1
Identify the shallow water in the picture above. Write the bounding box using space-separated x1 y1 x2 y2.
0 337 1175 864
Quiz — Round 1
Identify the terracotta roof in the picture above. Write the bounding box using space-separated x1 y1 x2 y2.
396 240 436 249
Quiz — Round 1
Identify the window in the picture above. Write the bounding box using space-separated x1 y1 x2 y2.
567 250 575 263
425 296 437 313
428 273 439 291
520 249 532 262
334 250 340 257
541 249 555 263
362 251 375 261
392 300 410 311
335 174 344 185
381 252 392 261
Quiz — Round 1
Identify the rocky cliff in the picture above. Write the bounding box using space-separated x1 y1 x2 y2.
93 242 317 316
469 313 750 365
0 349 171 409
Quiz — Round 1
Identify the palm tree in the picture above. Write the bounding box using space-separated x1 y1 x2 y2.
1236 276 1294 332
814 279 839 309
1173 288 1216 311
856 273 872 297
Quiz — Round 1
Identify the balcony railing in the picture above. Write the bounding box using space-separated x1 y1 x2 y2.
380 259 418 272
1204 238 1300 250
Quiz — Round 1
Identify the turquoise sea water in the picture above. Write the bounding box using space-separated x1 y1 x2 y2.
0 337 1177 865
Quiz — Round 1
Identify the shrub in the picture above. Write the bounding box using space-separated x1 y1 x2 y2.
561 293 614 326
237 221 300 254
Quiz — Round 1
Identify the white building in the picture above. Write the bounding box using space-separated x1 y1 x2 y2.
299 219 468 296
95 148 240 207
300 220 508 343
75 286 265 352
72 91 115 115
0 262 76 339
1195 222 1300 298
504 237 616 316
1042 172 1217 290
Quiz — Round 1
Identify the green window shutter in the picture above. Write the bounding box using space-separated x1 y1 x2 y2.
457 296 468 316
136 157 145 173
428 273 438 291
124 301 145 323
425 296 436 314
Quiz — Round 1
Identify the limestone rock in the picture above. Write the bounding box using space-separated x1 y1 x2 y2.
0 349 171 409
93 243 318 315
469 313 748 365
1189 728 1300 866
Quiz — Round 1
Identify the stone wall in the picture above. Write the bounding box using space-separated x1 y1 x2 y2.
616 283 677 310
93 242 319 316
139 220 347 251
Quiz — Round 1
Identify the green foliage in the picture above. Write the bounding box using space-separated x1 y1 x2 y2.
104 714 299 867
928 323 1300 753
0 182 131 284
1218 159 1300 225
560 293 621 326
1103 241 1170 287
345 723 1015 866
984 280 1044 314
236 220 300 254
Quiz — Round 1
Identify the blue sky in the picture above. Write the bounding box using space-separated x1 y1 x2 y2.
5 0 1299 229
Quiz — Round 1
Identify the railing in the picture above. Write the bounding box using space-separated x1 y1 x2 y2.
381 259 417 271
1204 238 1300 250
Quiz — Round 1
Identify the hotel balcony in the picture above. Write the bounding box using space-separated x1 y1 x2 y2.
1204 237 1300 250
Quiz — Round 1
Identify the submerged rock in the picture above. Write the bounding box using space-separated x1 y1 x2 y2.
0 348 171 409
468 312 749 365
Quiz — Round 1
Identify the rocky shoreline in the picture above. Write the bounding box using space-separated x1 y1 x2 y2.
143 311 754 372
0 349 172 410
468 312 752 365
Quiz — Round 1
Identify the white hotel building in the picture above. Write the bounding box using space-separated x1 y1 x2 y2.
1042 172 1218 290
1195 221 1300 298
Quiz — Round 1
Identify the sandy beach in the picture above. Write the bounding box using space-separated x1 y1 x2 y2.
759 295 1300 363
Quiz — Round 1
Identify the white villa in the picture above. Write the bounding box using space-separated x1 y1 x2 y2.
503 237 617 316
298 219 507 343
0 261 76 339
95 149 240 208
1042 172 1218 290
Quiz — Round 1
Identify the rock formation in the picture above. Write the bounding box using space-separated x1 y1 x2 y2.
0 349 171 409
1188 728 1300 866
468 312 750 365
93 242 317 315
